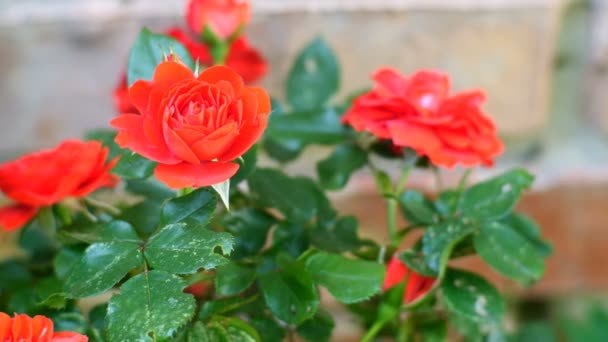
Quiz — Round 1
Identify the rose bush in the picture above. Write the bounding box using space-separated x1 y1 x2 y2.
111 60 270 188
0 140 117 231
0 0 552 341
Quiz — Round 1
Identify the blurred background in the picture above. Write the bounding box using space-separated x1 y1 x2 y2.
1 0 607 340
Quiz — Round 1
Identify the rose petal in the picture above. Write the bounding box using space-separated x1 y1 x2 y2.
153 61 195 84
51 332 89 342
387 120 442 151
112 114 180 165
12 314 32 341
154 161 239 189
404 272 435 303
190 122 239 161
382 257 408 290
163 127 201 165
226 38 268 84
198 65 244 94
372 68 408 96
32 315 54 342
0 312 11 341
0 204 38 231
129 80 153 114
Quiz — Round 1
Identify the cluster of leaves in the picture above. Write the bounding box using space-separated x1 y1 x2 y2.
0 29 552 342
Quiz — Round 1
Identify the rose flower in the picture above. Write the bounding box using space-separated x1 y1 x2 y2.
111 60 270 189
0 313 88 341
383 257 435 304
0 140 118 231
186 0 251 40
343 68 504 168
113 28 267 114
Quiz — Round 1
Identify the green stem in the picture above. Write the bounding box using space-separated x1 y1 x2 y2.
396 168 411 194
210 43 230 65
389 167 411 248
458 169 472 191
360 319 387 342
387 198 399 248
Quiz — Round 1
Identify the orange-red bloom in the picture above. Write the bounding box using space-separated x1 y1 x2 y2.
111 60 270 189
0 313 88 341
0 140 118 231
186 0 251 40
383 257 435 304
113 28 266 114
342 68 504 168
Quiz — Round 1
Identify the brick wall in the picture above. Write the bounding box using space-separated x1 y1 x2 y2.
1 0 607 296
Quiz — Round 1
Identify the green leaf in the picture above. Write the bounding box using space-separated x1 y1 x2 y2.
215 262 256 296
232 145 258 185
262 99 304 163
271 221 309 258
373 170 393 196
515 322 557 342
107 270 196 341
160 188 217 227
113 152 156 180
35 276 68 309
399 249 436 277
222 208 277 258
250 317 285 342
422 221 473 274
399 190 438 225
474 222 545 284
127 27 195 87
441 269 505 324
211 317 261 342
64 222 143 298
297 309 335 342
503 214 552 257
266 108 350 145
211 180 231 210
305 252 384 304
263 137 304 163
418 319 448 342
309 216 361 253
248 169 318 222
49 311 88 335
459 169 534 221
317 143 367 190
259 259 319 325
183 321 230 342
145 223 233 274
0 260 32 291
198 296 256 322
286 37 339 111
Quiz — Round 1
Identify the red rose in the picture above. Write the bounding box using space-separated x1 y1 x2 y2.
226 37 267 84
0 140 118 231
0 312 88 341
113 28 266 114
343 68 504 168
186 0 251 40
383 257 435 304
111 60 270 189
